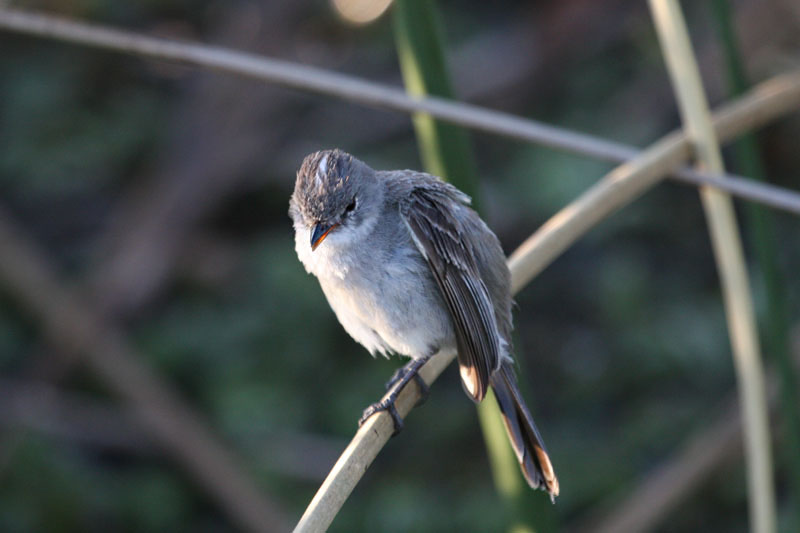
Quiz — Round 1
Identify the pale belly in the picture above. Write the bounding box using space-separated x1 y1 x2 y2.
318 265 456 360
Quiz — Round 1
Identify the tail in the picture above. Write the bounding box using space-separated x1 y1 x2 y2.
489 362 559 500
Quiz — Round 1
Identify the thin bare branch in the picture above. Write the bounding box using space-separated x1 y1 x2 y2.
1 7 800 215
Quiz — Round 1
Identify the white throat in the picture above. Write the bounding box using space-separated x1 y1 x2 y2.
294 210 379 281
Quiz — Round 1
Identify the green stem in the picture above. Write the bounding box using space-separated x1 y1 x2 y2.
391 0 479 203
392 1 551 531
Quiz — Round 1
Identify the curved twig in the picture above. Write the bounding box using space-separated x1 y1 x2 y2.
1 8 800 215
294 72 800 531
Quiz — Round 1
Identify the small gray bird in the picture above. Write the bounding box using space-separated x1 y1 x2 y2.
289 149 558 497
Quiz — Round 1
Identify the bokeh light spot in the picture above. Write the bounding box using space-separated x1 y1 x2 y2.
332 0 393 25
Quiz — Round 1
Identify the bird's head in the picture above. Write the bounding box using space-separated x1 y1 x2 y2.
289 149 381 251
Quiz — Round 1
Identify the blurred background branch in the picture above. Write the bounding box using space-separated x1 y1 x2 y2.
575 366 782 533
1 8 800 215
0 205 290 532
0 377 342 482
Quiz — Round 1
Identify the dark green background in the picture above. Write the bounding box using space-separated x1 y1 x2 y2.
1 1 798 531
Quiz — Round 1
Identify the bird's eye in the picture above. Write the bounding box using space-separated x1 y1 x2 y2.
345 198 357 214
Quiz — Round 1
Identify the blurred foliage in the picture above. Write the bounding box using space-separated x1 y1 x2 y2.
1 1 799 532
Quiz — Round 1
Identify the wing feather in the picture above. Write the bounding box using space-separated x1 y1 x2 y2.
400 188 500 402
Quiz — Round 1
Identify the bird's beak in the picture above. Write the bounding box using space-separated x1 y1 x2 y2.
311 222 339 251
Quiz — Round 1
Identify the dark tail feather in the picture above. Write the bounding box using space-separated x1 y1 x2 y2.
489 362 559 500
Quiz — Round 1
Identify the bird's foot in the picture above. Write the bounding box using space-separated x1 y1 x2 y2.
359 394 403 435
359 354 433 436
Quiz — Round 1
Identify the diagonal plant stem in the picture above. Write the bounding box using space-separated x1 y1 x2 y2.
293 76 800 532
648 2 775 533
2 8 800 214
712 0 800 522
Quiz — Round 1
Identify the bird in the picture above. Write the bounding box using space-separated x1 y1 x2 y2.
289 148 558 498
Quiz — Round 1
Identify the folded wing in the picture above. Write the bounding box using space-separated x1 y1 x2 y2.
400 188 500 402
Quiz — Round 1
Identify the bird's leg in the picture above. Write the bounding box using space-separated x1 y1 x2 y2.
359 353 433 435
385 358 430 405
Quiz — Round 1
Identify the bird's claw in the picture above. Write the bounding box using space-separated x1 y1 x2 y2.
360 355 433 436
359 396 404 435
